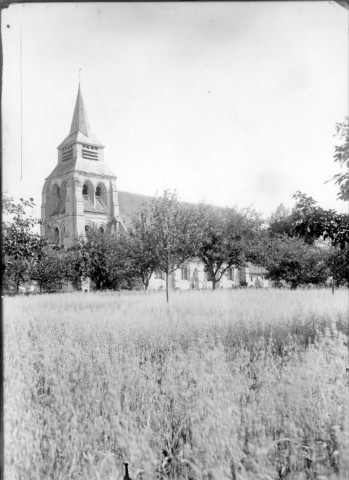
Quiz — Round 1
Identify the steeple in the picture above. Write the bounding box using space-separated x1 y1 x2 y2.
69 83 90 137
42 82 120 249
58 84 103 148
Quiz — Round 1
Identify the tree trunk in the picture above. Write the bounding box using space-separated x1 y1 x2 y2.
166 272 169 303
212 277 217 290
332 281 335 294
143 275 150 290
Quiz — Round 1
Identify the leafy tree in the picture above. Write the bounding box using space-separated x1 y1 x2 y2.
196 204 262 290
149 191 201 302
262 235 330 289
2 195 46 261
287 119 349 291
3 257 31 294
329 117 349 201
2 195 48 294
326 246 349 289
74 228 138 291
290 119 349 246
268 203 294 237
62 248 86 289
29 247 68 293
122 208 160 290
292 192 349 248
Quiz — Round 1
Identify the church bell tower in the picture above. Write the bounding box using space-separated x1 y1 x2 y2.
41 84 120 248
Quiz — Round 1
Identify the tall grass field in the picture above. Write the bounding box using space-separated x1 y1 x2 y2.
4 289 349 479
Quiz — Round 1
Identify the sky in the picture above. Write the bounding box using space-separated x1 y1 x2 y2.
2 2 348 220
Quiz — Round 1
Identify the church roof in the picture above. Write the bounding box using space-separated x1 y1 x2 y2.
118 191 151 225
46 157 116 181
58 84 104 148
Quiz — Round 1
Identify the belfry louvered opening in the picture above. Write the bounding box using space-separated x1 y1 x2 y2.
82 144 99 160
62 145 73 161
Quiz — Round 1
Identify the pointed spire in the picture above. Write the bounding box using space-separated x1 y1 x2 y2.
58 83 104 148
69 83 90 136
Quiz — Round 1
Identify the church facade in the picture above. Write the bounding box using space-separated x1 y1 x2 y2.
41 86 268 290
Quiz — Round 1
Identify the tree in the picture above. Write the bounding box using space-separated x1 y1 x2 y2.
122 207 160 290
149 191 201 303
195 204 262 290
3 258 31 294
74 228 138 291
262 235 330 290
2 195 48 294
268 204 294 237
287 117 349 292
329 117 349 201
292 192 349 248
2 195 46 261
326 247 349 289
29 247 68 293
290 119 349 246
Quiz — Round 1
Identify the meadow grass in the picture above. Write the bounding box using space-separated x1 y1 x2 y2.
4 288 349 479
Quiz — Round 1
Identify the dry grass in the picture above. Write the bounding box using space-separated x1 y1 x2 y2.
4 288 349 479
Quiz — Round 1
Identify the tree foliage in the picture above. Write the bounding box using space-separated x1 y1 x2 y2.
29 247 68 293
2 195 49 293
292 192 349 248
148 191 202 302
268 203 294 238
329 117 349 201
262 235 330 289
72 228 140 291
195 204 262 289
3 258 31 294
326 246 349 288
2 195 47 261
122 208 160 290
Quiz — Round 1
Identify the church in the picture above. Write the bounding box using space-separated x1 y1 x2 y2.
41 85 267 290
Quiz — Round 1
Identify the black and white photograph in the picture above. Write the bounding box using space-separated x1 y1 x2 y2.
2 1 349 479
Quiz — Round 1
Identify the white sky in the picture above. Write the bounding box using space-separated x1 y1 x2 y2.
2 2 348 219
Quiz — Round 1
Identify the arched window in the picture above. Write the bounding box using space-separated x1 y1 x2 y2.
61 183 66 213
52 184 61 214
53 226 60 245
98 226 105 234
95 183 107 206
82 182 94 204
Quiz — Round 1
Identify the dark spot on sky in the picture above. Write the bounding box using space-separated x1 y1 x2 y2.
6 24 10 28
